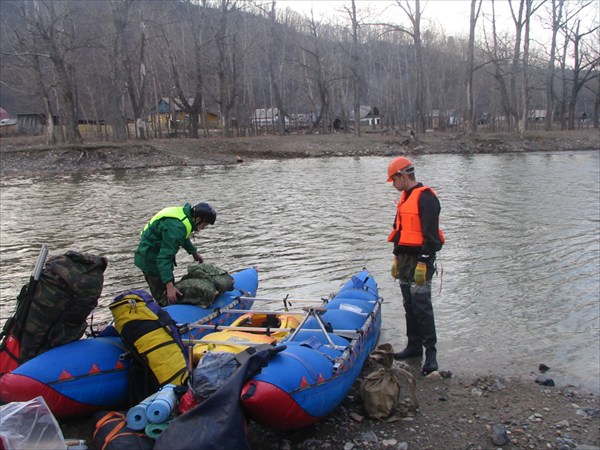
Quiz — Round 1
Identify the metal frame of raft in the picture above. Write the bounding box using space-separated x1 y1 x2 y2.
176 291 255 335
186 304 334 339
185 296 382 375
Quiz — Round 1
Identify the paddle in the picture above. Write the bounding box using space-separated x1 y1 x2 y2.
0 244 49 374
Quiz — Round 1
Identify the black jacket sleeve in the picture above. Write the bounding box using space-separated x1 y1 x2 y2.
418 189 443 261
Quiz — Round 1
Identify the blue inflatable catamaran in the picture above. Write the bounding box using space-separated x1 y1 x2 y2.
0 267 258 418
241 269 381 429
0 267 382 433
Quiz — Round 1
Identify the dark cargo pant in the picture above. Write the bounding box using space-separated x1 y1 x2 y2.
143 273 167 305
396 254 437 352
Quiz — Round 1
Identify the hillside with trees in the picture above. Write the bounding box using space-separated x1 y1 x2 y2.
0 0 597 144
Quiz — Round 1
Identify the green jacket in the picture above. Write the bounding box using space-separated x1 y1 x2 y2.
134 203 198 284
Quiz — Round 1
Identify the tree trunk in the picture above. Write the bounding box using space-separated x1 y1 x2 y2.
545 0 562 131
465 0 481 134
520 0 532 132
350 0 361 136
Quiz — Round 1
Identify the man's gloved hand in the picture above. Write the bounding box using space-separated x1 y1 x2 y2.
166 282 182 304
414 261 427 286
193 252 204 264
391 258 400 279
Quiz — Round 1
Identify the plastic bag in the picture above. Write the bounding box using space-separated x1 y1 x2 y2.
191 352 240 403
0 396 66 450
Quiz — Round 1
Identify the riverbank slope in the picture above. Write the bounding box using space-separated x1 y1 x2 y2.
1 129 598 177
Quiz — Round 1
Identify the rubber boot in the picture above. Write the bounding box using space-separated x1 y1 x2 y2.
422 347 438 375
393 344 423 360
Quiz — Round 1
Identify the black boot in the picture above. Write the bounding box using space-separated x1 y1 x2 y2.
393 344 423 360
422 347 438 375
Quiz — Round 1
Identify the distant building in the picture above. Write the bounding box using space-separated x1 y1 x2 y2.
338 106 381 129
16 113 57 135
431 109 460 129
357 106 381 126
251 108 288 126
528 109 547 122
149 98 219 129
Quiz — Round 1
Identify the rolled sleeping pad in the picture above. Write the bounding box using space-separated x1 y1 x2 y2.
146 384 177 424
145 419 171 439
126 392 155 430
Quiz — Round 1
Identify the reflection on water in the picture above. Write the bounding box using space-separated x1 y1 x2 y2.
1 151 599 391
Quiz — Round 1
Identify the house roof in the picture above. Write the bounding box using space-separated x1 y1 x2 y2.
150 98 218 116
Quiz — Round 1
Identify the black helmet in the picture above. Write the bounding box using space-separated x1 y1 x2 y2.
192 202 216 224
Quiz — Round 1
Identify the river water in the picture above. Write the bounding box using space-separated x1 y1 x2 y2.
1 150 598 392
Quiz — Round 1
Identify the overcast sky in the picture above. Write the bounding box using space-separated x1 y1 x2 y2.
278 0 544 37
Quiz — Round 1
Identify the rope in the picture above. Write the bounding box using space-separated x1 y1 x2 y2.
437 255 444 295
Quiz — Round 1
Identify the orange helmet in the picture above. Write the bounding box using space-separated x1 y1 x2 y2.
387 157 414 181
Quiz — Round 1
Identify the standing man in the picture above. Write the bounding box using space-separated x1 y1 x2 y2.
135 202 216 305
387 157 445 375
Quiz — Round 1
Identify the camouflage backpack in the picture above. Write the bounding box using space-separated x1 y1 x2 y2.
8 251 107 363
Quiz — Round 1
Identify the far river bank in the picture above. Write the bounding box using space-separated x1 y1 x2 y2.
1 129 598 177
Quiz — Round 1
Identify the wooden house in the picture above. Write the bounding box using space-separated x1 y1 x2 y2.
149 98 220 130
16 113 57 135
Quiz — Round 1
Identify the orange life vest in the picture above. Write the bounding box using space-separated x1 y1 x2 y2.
387 186 445 247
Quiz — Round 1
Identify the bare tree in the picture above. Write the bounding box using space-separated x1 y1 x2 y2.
389 0 426 133
298 12 335 132
482 0 515 131
544 0 563 130
154 0 208 139
23 0 82 143
214 0 239 137
1 0 597 141
266 1 289 135
564 19 599 129
343 0 362 136
595 73 600 129
518 0 546 132
465 0 483 134
107 0 130 142
125 2 150 140
506 0 526 132
4 2 58 143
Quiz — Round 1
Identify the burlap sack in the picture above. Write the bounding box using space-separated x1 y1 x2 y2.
367 343 395 368
360 367 401 419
